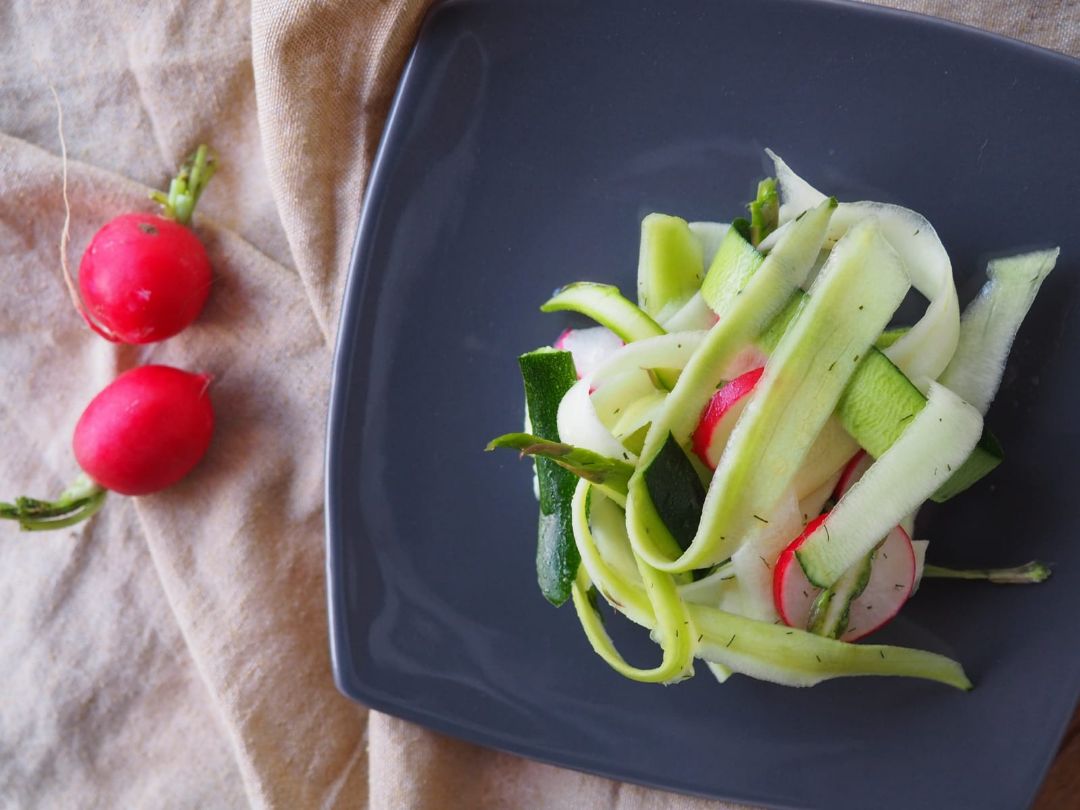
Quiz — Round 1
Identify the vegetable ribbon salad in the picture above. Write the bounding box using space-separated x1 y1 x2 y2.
488 152 1058 690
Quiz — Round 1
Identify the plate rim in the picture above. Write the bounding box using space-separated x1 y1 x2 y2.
324 1 1080 806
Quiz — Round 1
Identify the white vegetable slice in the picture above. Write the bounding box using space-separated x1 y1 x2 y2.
775 524 916 641
689 221 731 265
570 487 696 685
557 379 635 462
590 368 657 427
939 248 1058 414
798 471 842 527
791 418 860 502
676 562 738 607
911 539 929 594
730 490 803 622
610 390 666 441
570 484 970 690
767 149 960 387
707 663 734 684
690 602 970 689
588 490 643 586
642 218 910 571
589 331 706 389
626 198 837 569
662 291 718 332
796 382 983 587
838 527 917 642
692 367 763 470
637 214 704 323
554 326 623 379
557 380 630 466
571 486 652 628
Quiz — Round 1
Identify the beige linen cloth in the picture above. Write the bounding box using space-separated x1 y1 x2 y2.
1 1 1078 808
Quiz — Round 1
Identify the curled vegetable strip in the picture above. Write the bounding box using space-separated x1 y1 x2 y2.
637 214 704 322
796 381 983 587
589 490 643 586
939 249 1059 414
542 282 665 342
570 482 695 683
767 149 960 387
790 418 860 500
661 291 717 332
572 484 972 690
558 380 636 462
626 199 838 567
590 369 658 427
609 389 666 443
589 331 706 389
687 221 731 266
572 484 653 627
729 490 803 622
574 487 737 681
691 605 971 689
677 563 738 608
692 220 907 566
633 214 909 572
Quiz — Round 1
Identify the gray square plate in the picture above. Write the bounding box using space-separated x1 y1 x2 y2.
326 1 1080 807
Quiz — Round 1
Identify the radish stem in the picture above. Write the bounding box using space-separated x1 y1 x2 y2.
151 144 217 225
923 561 1051 584
0 474 107 531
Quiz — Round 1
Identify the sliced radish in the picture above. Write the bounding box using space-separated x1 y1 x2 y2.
554 327 623 379
774 515 828 628
773 515 916 641
834 450 872 498
691 366 764 468
838 527 916 642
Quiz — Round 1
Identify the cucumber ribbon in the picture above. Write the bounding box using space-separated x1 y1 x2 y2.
628 208 912 574
767 149 961 389
796 382 983 587
939 249 1058 414
573 482 970 689
491 151 1057 692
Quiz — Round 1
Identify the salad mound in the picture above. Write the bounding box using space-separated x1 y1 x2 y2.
489 152 1057 690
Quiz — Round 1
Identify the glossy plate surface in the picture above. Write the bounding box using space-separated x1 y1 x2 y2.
326 2 1080 807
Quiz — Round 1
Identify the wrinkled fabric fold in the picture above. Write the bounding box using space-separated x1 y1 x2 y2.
0 1 1077 808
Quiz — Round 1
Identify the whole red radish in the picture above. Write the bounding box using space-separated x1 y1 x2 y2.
77 146 216 343
74 365 214 495
1 365 214 531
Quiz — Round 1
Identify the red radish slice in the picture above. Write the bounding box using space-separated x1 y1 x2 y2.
773 515 916 641
834 449 872 498
773 515 827 628
691 366 764 468
553 327 623 379
838 527 916 642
